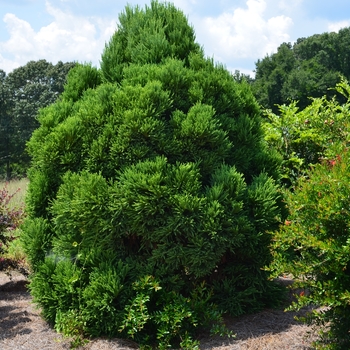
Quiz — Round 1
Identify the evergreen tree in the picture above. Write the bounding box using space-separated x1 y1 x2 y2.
23 2 285 348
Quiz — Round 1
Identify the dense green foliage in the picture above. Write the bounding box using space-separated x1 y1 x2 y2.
269 81 350 349
23 1 285 348
100 0 201 83
263 79 350 186
253 28 350 112
0 60 76 179
271 148 350 349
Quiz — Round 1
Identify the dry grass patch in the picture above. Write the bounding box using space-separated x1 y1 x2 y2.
0 178 29 209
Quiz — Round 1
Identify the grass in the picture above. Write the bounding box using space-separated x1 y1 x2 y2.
0 178 29 267
0 178 29 209
5 229 27 262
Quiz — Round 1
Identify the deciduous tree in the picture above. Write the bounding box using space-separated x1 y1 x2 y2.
253 28 350 112
0 60 76 179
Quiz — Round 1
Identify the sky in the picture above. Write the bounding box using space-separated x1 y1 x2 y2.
1 0 350 77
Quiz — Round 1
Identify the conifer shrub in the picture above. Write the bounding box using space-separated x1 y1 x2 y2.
23 1 285 347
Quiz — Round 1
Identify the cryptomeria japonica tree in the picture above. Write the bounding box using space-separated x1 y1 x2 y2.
22 1 285 348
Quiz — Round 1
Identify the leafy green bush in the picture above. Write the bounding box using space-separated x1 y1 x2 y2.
270 144 350 349
4 229 27 262
266 80 350 349
23 1 285 347
262 78 350 186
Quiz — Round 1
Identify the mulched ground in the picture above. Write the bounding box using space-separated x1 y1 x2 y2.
0 268 318 350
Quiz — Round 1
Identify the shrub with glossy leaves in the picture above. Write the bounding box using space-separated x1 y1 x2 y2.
262 78 350 186
271 144 350 349
267 80 350 349
23 1 284 348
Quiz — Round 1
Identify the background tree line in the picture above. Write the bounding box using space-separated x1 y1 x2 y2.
252 27 350 112
0 60 76 180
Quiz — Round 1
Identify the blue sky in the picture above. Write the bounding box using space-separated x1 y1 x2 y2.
1 0 350 76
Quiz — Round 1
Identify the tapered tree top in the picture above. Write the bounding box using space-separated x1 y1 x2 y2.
100 0 202 82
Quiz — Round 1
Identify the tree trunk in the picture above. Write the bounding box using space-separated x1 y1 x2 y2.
6 157 11 181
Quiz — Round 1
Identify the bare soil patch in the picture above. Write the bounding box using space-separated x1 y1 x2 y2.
0 271 318 349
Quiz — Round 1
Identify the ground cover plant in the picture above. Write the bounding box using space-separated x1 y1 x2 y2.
22 1 286 348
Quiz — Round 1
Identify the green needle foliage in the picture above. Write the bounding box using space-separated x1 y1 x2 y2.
23 1 285 348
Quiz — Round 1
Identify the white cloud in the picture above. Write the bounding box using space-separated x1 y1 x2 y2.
278 0 303 13
0 1 116 73
328 20 350 33
228 65 255 78
0 52 20 73
196 0 293 66
172 0 197 14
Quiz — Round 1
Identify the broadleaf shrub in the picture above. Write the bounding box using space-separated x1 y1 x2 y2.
262 78 350 186
269 82 350 349
23 1 285 347
271 145 350 349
